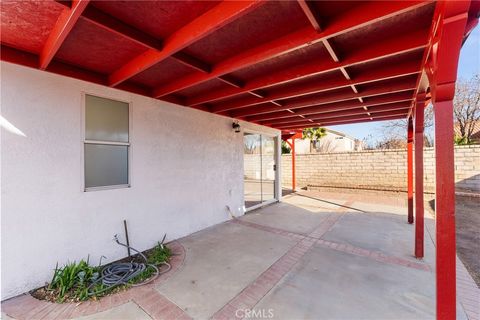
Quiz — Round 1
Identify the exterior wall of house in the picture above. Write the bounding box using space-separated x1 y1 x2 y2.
0 62 279 299
281 146 480 193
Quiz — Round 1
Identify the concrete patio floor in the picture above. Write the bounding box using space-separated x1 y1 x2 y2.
2 191 479 320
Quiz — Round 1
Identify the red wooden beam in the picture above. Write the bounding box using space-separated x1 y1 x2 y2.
275 108 410 127
203 28 428 111
407 116 414 224
291 139 296 190
283 78 417 110
296 92 414 116
433 101 456 319
108 1 263 87
244 92 414 121
261 103 411 125
39 0 90 70
298 0 322 31
80 4 162 50
414 96 426 258
431 2 469 318
171 52 211 73
276 120 319 129
275 110 409 128
1 44 154 99
152 1 431 98
276 114 407 130
230 78 417 118
286 138 298 190
56 0 217 76
208 60 420 112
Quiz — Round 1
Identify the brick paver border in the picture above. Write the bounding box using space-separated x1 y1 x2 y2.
233 203 430 272
1 241 191 320
3 198 477 320
212 201 352 319
214 199 440 319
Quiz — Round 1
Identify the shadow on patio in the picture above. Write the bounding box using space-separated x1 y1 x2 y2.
2 191 478 320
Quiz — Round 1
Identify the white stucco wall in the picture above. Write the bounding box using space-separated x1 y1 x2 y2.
0 62 279 299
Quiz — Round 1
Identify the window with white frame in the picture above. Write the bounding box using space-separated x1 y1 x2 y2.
84 94 129 190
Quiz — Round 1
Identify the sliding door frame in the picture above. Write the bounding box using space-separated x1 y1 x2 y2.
243 129 281 213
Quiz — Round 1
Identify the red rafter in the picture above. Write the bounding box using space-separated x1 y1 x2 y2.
261 103 411 125
274 108 409 128
209 60 420 112
239 92 414 121
316 108 409 124
39 0 90 70
2 44 157 100
276 113 407 129
294 92 414 116
171 52 211 73
230 78 416 117
198 28 428 111
56 0 221 77
152 1 431 98
108 1 263 87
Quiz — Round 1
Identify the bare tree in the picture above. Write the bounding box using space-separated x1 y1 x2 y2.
315 139 336 153
377 104 434 149
454 75 480 144
377 74 479 148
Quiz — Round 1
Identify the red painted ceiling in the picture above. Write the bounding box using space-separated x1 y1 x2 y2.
0 0 477 132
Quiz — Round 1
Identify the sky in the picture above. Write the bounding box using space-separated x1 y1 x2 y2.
327 26 480 143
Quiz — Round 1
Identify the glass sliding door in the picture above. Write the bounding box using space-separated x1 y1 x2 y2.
243 133 262 208
261 136 275 202
243 133 277 209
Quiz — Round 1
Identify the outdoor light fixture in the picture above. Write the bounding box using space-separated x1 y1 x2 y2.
232 122 241 133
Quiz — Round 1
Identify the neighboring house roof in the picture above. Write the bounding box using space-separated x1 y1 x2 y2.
324 129 357 142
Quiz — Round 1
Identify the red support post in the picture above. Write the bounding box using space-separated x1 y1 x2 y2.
414 96 425 258
291 138 296 191
430 2 470 318
434 99 456 319
407 116 414 224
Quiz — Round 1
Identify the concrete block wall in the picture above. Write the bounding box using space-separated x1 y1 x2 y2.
244 154 276 181
280 145 480 193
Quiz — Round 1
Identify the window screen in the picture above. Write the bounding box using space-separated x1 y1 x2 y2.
84 95 129 190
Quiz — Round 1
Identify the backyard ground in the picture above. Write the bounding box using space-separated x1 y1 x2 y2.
426 195 480 287
2 190 478 320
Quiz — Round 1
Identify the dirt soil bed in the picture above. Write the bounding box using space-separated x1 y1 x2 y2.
427 195 480 286
31 244 172 303
454 196 480 286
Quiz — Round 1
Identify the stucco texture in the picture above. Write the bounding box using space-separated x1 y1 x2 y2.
0 62 279 299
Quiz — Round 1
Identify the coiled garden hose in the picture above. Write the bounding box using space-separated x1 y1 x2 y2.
87 235 171 296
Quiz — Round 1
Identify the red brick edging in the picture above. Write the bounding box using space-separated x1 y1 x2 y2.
1 241 189 320
213 201 351 319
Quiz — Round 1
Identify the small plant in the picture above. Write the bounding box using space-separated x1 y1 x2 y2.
147 241 172 265
281 141 291 154
34 241 173 303
48 259 99 303
128 242 172 284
